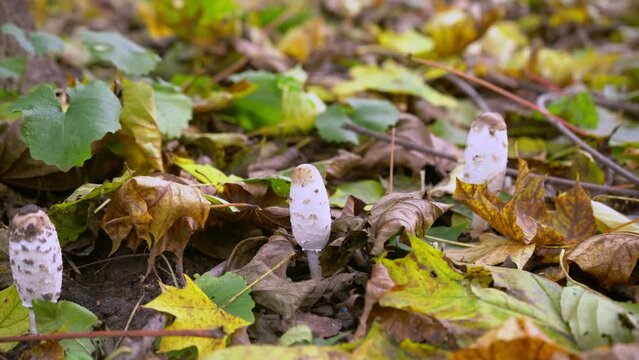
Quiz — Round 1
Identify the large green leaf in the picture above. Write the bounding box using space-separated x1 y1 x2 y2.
33 300 100 358
347 98 400 132
547 92 598 130
81 30 160 75
379 235 574 347
1 23 34 55
10 82 122 171
0 285 29 352
154 87 193 138
49 172 133 246
195 272 255 322
329 179 385 207
0 56 26 80
315 104 358 144
0 24 63 55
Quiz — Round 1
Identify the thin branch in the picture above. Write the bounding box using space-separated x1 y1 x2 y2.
0 329 224 343
409 57 639 187
445 74 491 112
342 123 639 197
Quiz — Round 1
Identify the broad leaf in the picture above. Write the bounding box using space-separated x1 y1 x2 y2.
49 171 133 246
81 30 160 75
0 285 29 352
548 92 598 130
347 98 400 132
154 87 193 138
174 157 230 190
144 275 249 357
32 300 100 358
0 56 26 80
315 104 358 144
446 233 535 269
10 82 122 171
368 191 451 255
195 272 255 322
31 31 64 55
329 179 385 207
1 23 34 55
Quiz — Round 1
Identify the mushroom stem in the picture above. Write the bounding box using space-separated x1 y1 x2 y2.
306 250 322 280
29 309 37 335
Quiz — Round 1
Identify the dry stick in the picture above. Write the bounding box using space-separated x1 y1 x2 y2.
389 127 396 193
342 122 639 197
0 329 223 343
410 57 639 187
445 74 491 112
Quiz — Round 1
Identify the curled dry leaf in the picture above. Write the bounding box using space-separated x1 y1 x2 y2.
451 317 578 360
101 176 210 276
454 159 596 246
567 232 639 288
445 233 535 269
355 263 395 338
368 191 451 255
216 182 290 230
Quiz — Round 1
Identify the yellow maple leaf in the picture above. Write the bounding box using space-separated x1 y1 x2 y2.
144 275 249 357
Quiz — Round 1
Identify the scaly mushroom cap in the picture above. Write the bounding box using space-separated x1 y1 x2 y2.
9 205 63 308
463 112 508 192
290 164 331 252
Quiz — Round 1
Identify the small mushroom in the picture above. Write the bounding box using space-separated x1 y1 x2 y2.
290 164 331 279
463 112 508 236
9 205 63 334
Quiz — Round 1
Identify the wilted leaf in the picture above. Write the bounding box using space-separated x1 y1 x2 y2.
117 79 164 173
423 8 482 57
567 232 639 288
33 300 100 358
379 235 573 347
377 29 434 55
81 30 160 75
175 156 230 190
561 281 639 350
446 233 535 269
218 182 290 230
333 61 456 108
277 19 326 63
368 191 451 255
454 160 596 245
0 285 29 352
351 322 450 360
28 341 65 360
101 176 210 275
591 201 639 233
49 171 133 246
203 344 347 360
329 180 385 208
356 263 395 338
154 87 193 138
144 275 249 357
10 82 122 171
195 272 255 322
278 324 313 346
452 317 578 360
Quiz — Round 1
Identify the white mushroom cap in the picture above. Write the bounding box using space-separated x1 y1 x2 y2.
463 112 508 192
290 164 331 252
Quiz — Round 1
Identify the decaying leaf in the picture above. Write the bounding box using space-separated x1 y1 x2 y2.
368 191 451 255
451 317 578 360
567 232 639 288
216 181 289 230
356 263 395 338
144 275 249 357
446 233 535 269
101 176 210 276
454 159 596 245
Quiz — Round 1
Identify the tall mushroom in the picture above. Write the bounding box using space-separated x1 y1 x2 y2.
290 164 331 279
9 205 63 334
463 112 508 236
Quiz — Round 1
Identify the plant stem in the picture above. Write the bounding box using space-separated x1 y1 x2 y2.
306 250 322 280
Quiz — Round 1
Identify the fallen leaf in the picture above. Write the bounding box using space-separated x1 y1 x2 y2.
567 232 639 288
195 272 255 322
451 317 578 360
356 263 395 338
445 233 535 269
174 156 230 191
582 342 639 360
351 322 450 360
591 201 639 233
368 191 451 255
202 344 348 360
81 30 160 75
101 176 210 275
144 275 249 357
277 19 327 63
28 341 65 360
0 285 29 352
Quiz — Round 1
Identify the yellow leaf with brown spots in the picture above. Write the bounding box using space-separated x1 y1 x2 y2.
567 232 639 288
144 275 250 357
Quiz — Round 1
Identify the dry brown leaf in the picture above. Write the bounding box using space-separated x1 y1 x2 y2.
454 159 596 246
217 182 290 230
355 263 395 338
27 341 65 360
567 232 639 288
451 317 578 360
446 233 535 269
368 191 451 255
101 176 210 276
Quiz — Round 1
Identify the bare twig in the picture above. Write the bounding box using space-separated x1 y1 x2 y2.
389 127 396 193
0 329 224 343
409 57 639 187
342 122 639 197
445 74 491 112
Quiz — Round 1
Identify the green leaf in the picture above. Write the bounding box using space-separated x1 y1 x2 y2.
0 285 29 352
427 222 468 242
0 56 26 80
10 82 122 171
174 157 230 190
31 31 64 55
1 23 34 55
377 29 434 55
154 88 193 138
33 300 100 358
49 172 133 246
194 273 255 323
80 30 160 75
278 324 313 346
334 61 456 108
315 104 358 144
347 98 400 132
561 282 639 350
243 174 291 198
548 92 598 129
329 179 385 207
